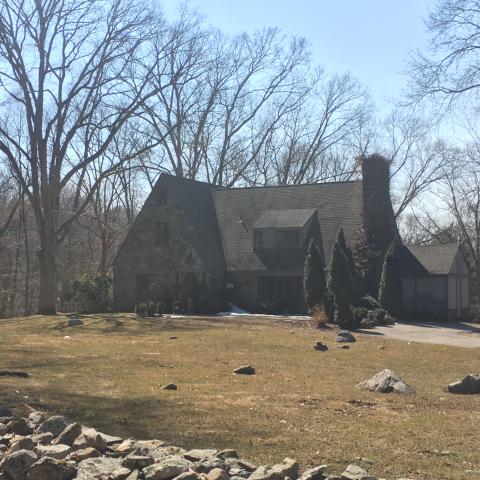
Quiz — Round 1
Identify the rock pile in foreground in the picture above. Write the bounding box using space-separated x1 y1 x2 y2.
0 405 411 480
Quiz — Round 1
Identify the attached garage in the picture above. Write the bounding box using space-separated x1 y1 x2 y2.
401 244 469 321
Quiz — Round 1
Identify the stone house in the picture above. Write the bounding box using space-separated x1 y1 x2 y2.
113 155 469 318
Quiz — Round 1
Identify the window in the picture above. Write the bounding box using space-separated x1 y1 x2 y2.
257 276 303 301
275 229 299 248
136 274 159 300
254 230 263 249
155 222 169 245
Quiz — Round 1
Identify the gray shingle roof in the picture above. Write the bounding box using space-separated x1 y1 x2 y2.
254 208 317 229
211 181 363 271
404 244 459 275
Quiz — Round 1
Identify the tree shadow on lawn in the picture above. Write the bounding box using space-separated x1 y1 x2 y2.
48 313 293 336
395 321 480 334
0 385 252 453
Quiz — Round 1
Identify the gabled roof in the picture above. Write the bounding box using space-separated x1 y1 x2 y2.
211 181 363 271
254 208 317 229
403 244 459 275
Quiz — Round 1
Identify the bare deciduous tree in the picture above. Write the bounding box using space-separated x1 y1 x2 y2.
0 0 172 313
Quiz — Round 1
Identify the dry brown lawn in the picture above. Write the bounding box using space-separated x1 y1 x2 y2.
0 314 479 480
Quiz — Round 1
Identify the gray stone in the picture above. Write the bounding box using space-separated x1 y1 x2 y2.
184 449 218 461
3 449 38 480
233 366 255 375
196 457 228 474
9 437 34 453
248 466 285 480
356 369 415 395
0 423 7 436
31 433 54 445
73 428 107 452
34 444 72 460
335 331 356 343
172 470 199 480
98 432 123 446
216 449 239 461
126 471 140 480
10 418 33 436
207 468 229 480
448 374 480 394
111 467 133 480
38 416 68 437
76 457 124 480
143 456 193 480
27 412 45 426
54 422 82 447
271 458 299 480
162 384 178 391
121 454 154 470
70 447 101 461
300 465 327 480
340 465 376 480
67 318 84 327
26 457 76 480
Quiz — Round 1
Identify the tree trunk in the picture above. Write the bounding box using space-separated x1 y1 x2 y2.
38 240 57 315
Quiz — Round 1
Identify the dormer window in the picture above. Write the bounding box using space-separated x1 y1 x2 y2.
275 229 299 249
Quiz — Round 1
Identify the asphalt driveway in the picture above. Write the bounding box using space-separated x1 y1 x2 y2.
368 321 480 348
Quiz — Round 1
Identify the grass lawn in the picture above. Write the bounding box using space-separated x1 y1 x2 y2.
0 314 479 479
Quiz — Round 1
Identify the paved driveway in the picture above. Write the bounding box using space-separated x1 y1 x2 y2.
368 322 480 348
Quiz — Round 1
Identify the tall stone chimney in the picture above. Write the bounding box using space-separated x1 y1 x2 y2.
361 154 397 252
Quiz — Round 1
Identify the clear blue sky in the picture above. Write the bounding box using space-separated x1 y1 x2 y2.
162 0 432 113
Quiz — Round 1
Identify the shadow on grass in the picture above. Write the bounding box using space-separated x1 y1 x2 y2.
47 313 303 336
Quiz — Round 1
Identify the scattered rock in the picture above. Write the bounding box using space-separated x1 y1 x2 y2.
75 457 123 480
34 444 72 459
70 447 101 461
10 418 33 436
31 433 54 445
233 366 255 375
37 416 68 437
143 456 193 480
169 336 178 340
217 450 239 461
3 449 38 480
335 331 356 343
313 342 328 352
299 465 327 480
9 437 34 453
448 374 480 394
54 422 82 446
340 464 376 480
356 369 415 395
28 411 45 426
26 456 76 480
73 428 107 452
337 345 350 350
207 468 230 480
184 449 218 462
121 454 154 470
67 318 84 327
162 384 178 391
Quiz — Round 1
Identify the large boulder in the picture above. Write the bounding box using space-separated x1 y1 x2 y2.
73 428 107 452
26 457 76 480
2 449 38 480
37 416 68 437
448 374 480 394
10 418 33 436
356 369 415 395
